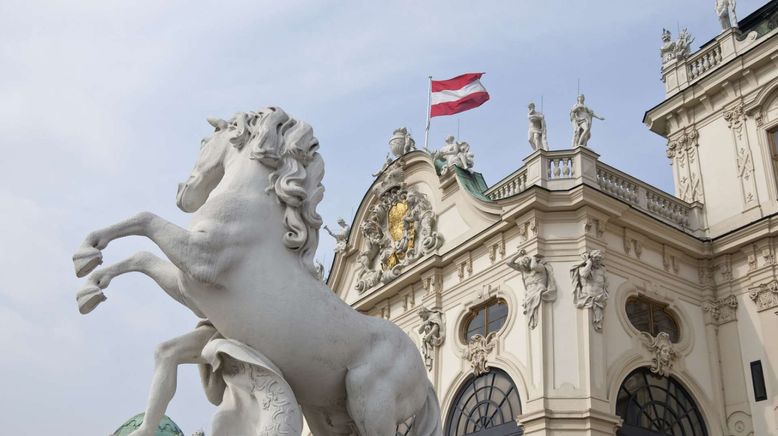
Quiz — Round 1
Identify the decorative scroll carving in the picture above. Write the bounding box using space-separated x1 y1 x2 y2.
507 250 557 330
571 250 609 331
724 102 758 208
749 281 778 312
464 332 497 376
640 331 677 377
702 295 738 325
354 185 442 293
417 307 445 371
668 128 704 203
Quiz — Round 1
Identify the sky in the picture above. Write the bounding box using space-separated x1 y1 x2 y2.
0 0 764 434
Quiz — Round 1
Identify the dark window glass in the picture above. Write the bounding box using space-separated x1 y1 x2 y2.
464 299 508 341
445 368 523 436
751 360 767 402
626 296 680 342
772 130 778 158
616 367 708 436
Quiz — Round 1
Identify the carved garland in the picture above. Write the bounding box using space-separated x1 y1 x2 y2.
749 280 778 312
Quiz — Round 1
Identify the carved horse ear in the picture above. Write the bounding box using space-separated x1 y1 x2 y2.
207 117 228 131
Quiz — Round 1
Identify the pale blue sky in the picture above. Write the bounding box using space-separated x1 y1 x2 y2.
0 0 762 434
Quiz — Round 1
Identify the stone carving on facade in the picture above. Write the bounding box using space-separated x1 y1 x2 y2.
388 127 416 157
661 28 695 65
640 332 678 377
71 107 441 435
507 250 557 330
749 280 778 312
716 0 738 31
570 94 605 148
528 102 549 151
354 186 443 293
417 307 446 371
323 218 351 253
429 135 475 175
464 332 497 376
667 128 704 203
702 295 739 325
571 250 609 331
724 102 758 208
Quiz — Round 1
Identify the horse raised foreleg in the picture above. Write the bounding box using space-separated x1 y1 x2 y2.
73 212 219 285
76 251 202 316
128 325 218 436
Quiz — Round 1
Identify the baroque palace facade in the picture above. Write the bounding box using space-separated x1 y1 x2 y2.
325 1 778 435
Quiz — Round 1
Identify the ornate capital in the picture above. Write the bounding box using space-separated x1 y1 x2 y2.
702 295 738 325
748 280 778 312
724 103 745 129
463 332 497 376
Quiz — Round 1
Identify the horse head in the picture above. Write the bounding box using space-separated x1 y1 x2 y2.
178 107 325 275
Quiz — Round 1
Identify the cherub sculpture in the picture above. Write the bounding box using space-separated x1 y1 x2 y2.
323 217 351 253
570 249 609 331
429 136 475 175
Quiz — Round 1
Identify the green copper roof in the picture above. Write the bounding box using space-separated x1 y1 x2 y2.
112 413 185 436
453 165 491 201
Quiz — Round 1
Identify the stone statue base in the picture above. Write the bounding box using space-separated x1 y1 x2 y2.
201 339 303 436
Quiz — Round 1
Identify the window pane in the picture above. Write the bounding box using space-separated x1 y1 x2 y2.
466 309 485 340
653 307 680 342
626 298 651 333
486 302 508 334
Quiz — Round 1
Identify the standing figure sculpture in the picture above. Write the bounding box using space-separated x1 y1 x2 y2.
323 217 351 253
527 102 549 152
507 250 557 330
417 307 446 371
716 0 737 30
570 94 604 148
570 250 609 331
71 107 442 436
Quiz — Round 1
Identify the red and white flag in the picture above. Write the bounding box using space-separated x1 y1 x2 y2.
430 73 490 117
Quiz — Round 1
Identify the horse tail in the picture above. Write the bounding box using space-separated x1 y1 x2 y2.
412 384 443 436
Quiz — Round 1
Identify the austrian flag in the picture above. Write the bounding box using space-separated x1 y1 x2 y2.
430 73 490 117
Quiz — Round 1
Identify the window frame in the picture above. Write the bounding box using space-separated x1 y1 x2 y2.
461 297 508 342
625 295 681 343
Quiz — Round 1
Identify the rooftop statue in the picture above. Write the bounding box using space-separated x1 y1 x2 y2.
389 127 417 157
716 0 738 30
527 102 549 152
71 107 442 436
570 94 604 148
661 28 695 64
323 217 350 253
429 135 475 175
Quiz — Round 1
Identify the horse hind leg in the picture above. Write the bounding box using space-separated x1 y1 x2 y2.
345 365 401 436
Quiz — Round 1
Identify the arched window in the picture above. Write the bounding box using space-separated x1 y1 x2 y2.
445 368 522 436
616 367 708 436
626 296 680 342
463 298 508 341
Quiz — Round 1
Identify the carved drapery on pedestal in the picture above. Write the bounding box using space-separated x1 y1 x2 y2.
463 332 497 376
702 295 738 325
667 127 704 204
724 103 759 209
354 168 442 293
640 331 678 377
749 280 778 312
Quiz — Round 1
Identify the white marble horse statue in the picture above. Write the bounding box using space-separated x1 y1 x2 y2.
72 107 442 436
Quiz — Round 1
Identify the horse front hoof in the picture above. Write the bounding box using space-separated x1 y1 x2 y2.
73 246 102 278
76 284 106 314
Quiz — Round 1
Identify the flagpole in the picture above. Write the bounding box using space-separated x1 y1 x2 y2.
424 75 432 151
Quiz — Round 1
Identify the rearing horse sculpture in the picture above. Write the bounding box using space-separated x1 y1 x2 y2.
72 107 442 436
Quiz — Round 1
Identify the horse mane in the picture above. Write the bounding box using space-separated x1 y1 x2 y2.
227 107 324 276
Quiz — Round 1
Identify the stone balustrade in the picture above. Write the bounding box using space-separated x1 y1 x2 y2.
484 148 704 235
687 42 723 81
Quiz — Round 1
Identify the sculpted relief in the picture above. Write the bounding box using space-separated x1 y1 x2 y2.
571 250 609 331
507 250 557 330
355 174 443 293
